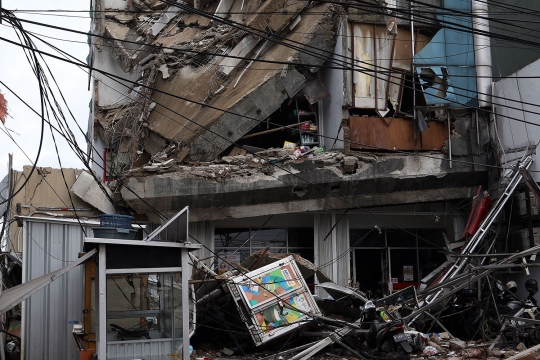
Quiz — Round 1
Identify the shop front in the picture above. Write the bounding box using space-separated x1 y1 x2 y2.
350 229 447 297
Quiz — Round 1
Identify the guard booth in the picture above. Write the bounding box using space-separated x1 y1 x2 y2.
85 207 201 360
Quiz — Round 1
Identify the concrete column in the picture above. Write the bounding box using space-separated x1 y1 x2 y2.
314 213 350 297
189 220 215 267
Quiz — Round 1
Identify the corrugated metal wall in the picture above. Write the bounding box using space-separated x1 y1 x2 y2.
21 218 94 360
107 339 173 358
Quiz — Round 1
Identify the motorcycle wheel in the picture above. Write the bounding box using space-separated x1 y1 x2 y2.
481 316 502 340
380 339 395 353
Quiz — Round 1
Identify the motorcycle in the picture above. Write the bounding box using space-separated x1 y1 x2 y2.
360 301 413 354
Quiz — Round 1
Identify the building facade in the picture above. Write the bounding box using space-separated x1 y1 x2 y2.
87 0 500 295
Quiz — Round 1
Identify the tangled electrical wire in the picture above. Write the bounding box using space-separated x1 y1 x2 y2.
0 9 45 207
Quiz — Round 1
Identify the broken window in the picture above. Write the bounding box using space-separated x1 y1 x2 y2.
214 228 314 273
348 23 432 117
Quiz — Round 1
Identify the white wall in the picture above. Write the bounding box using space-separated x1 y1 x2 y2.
103 0 129 10
94 50 140 107
493 59 540 181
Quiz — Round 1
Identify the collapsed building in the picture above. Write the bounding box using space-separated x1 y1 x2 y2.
86 0 501 300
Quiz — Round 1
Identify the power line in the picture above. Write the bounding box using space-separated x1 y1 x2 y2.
0 11 510 344
9 7 540 120
4 25 465 255
1 6 524 264
8 15 538 174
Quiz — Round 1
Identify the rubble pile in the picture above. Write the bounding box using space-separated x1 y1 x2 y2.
183 155 540 359
94 0 341 170
188 248 540 360
122 147 380 179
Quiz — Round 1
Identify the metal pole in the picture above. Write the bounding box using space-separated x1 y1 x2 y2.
448 111 452 168
476 110 480 145
5 154 12 252
411 4 416 141
181 249 190 360
98 244 107 359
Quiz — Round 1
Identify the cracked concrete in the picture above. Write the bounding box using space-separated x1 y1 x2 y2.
94 0 340 169
121 152 487 222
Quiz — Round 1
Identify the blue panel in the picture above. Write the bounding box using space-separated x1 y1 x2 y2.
414 0 478 106
416 66 478 107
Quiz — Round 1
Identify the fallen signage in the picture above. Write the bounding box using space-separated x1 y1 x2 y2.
226 256 321 346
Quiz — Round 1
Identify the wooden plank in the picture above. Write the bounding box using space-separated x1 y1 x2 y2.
421 121 448 151
349 116 418 151
84 260 96 351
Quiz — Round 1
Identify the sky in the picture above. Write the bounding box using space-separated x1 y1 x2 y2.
0 1 91 178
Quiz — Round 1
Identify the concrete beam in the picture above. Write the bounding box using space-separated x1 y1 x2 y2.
121 154 487 222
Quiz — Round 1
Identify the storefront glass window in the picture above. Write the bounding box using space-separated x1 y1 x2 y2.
350 229 385 247
214 228 314 271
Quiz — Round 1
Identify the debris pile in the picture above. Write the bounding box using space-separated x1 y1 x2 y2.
94 0 340 170
186 152 540 359
123 142 381 180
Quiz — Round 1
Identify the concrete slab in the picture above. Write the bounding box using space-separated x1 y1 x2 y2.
121 153 487 222
71 171 116 214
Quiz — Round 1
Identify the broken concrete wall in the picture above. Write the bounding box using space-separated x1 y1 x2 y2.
146 2 340 162
92 0 340 172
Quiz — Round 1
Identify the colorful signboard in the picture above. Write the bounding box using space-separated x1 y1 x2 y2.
227 256 321 346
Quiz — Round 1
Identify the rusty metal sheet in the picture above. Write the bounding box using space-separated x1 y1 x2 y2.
349 116 418 150
393 30 412 71
415 33 432 55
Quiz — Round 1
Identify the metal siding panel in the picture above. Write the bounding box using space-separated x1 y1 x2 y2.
22 220 89 360
107 340 173 358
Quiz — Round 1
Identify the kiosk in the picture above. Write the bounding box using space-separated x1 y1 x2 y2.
85 207 200 359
